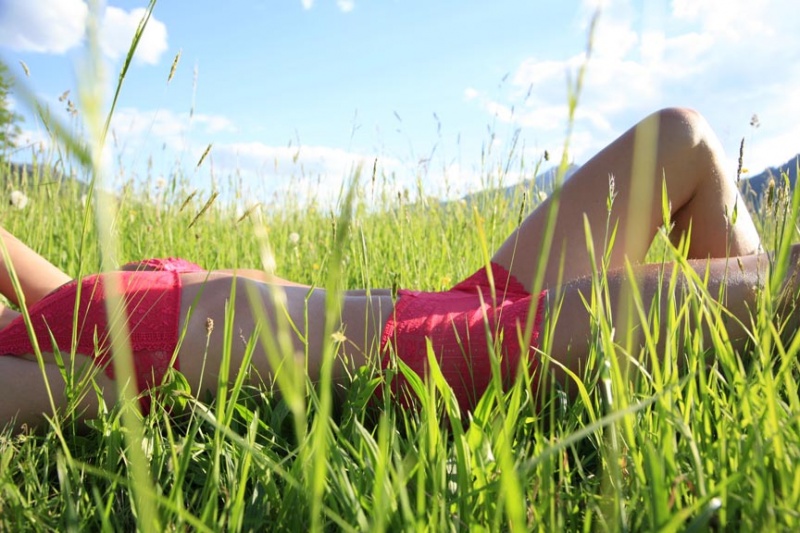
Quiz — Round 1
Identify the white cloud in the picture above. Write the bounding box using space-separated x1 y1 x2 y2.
671 0 774 41
299 0 354 13
337 0 355 12
215 142 375 179
209 141 407 205
14 125 52 154
590 12 638 59
100 7 168 65
0 0 87 53
11 104 237 186
108 107 236 154
18 101 401 205
740 88 800 174
18 95 493 206
6 94 18 114
467 0 800 170
101 107 405 203
0 1 168 65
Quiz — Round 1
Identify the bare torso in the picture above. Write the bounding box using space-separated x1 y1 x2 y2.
177 272 395 396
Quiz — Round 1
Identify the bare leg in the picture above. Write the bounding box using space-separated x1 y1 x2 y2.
0 227 71 307
0 303 20 329
548 253 770 383
0 251 771 429
0 354 115 430
0 357 69 429
492 107 762 293
171 253 774 407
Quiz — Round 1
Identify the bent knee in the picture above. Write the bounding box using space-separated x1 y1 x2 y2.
655 107 716 151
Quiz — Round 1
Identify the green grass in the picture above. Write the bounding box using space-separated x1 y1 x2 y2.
2 3 800 530
1 157 799 531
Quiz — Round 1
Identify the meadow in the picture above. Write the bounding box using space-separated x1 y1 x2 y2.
2 5 800 530
0 150 799 531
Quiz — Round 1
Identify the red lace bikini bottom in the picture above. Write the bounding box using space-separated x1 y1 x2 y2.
0 258 203 410
380 262 546 413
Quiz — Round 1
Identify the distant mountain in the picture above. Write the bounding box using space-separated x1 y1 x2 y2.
460 155 800 211
1 161 89 194
3 161 63 182
525 163 580 194
739 154 800 204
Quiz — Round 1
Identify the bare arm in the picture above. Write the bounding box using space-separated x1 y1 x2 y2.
0 228 71 307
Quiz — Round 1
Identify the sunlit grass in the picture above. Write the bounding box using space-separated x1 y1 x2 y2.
2 143 800 530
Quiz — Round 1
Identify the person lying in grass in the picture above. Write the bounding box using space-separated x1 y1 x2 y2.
0 107 786 429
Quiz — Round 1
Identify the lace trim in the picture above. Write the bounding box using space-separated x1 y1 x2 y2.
0 271 183 408
379 262 546 412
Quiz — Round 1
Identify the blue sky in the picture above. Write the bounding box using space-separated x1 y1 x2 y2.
1 0 799 204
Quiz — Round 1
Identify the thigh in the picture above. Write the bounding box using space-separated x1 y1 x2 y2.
492 114 661 292
491 108 759 293
0 303 20 329
0 355 115 429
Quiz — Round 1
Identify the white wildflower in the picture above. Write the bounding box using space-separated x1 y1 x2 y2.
9 191 28 210
155 176 167 190
537 190 548 203
288 232 300 245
